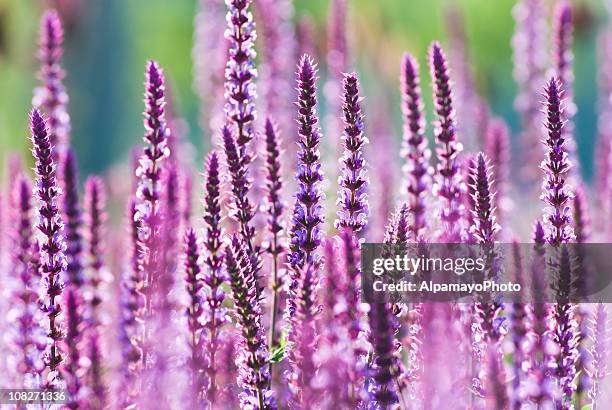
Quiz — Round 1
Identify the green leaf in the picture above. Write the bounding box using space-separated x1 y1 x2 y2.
269 331 287 364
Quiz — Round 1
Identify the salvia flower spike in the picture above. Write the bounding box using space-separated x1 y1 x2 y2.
429 42 465 242
512 0 548 183
401 52 431 241
183 228 206 406
221 124 260 291
263 118 285 349
30 108 67 387
225 234 276 410
10 175 43 383
135 60 170 370
201 151 228 404
367 296 400 408
224 0 258 163
34 9 71 159
540 77 574 245
588 303 608 409
335 72 369 234
468 152 500 244
84 176 107 323
288 54 325 269
61 149 85 288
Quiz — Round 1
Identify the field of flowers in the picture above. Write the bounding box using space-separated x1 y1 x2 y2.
0 0 611 409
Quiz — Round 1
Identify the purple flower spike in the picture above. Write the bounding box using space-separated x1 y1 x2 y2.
64 289 84 408
468 152 500 244
485 345 509 410
224 235 276 410
469 152 503 344
61 149 84 288
512 0 547 184
287 262 320 409
588 303 608 407
183 228 206 406
367 298 399 408
336 72 369 233
553 1 574 109
509 241 528 410
221 125 257 253
30 108 66 387
34 9 71 158
285 55 325 327
550 247 578 409
224 0 258 162
84 176 106 322
540 77 574 245
88 332 106 409
288 54 325 269
10 175 44 383
485 119 510 226
138 60 170 211
135 61 170 371
202 151 228 405
401 52 431 241
429 42 465 242
118 200 144 407
263 118 285 348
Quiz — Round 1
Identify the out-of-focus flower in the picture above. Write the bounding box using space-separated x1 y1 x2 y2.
34 9 71 160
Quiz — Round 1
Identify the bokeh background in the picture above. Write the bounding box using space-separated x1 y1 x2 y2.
0 0 608 180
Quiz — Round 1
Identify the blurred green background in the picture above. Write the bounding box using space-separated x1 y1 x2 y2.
0 0 608 180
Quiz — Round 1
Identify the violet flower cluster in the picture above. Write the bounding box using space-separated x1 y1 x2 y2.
401 53 431 242
4 4 612 410
429 42 465 243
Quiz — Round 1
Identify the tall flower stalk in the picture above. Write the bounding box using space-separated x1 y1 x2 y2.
134 61 170 371
401 52 431 241
429 42 465 242
335 73 369 234
60 148 85 408
469 153 502 344
508 241 529 410
10 175 43 385
34 9 71 160
225 235 276 409
30 108 66 388
224 0 258 164
183 228 206 406
588 303 608 410
286 55 325 325
512 0 548 184
263 118 285 350
367 296 400 408
540 77 574 245
485 119 510 228
201 151 228 404
85 176 106 323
